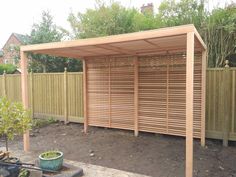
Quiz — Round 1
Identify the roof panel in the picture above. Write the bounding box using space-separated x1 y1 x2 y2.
21 24 206 59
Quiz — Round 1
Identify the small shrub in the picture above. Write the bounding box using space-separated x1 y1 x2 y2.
0 64 17 75
0 97 32 151
33 117 58 129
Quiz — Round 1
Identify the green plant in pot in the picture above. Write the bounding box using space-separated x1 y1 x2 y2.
39 150 63 171
0 97 32 153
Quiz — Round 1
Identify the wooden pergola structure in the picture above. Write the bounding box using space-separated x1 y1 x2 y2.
20 24 206 177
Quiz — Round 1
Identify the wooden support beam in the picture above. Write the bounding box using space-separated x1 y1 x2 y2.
186 32 194 177
97 44 136 55
134 57 139 136
20 51 30 152
83 60 88 133
201 50 206 147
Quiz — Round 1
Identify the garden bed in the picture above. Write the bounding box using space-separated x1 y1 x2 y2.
5 122 236 177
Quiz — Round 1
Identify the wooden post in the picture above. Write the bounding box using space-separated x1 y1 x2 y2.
232 70 235 133
186 32 194 177
201 50 206 147
223 60 230 147
134 57 139 136
30 71 34 118
2 70 7 97
83 60 88 133
20 51 30 152
64 67 68 124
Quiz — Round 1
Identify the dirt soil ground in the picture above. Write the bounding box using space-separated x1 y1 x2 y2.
4 122 236 177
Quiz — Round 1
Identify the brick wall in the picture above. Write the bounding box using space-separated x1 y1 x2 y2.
2 34 22 65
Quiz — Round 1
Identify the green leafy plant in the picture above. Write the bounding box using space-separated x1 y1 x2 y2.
18 168 30 177
41 151 61 159
0 64 17 75
32 117 57 129
0 97 32 151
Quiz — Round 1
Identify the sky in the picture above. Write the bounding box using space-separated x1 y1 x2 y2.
0 0 232 48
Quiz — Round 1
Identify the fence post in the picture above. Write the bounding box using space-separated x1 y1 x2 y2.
223 60 230 147
64 67 68 124
2 70 7 97
30 71 34 118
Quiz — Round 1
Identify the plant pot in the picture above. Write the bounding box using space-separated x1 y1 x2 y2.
39 151 63 171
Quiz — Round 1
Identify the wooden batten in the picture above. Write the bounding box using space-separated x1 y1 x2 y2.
134 57 139 136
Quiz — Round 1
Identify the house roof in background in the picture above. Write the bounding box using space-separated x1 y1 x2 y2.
2 33 30 50
13 33 30 45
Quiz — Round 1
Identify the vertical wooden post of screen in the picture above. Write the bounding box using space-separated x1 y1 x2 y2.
109 58 111 128
20 51 30 152
186 32 194 177
134 57 139 136
201 50 206 147
83 59 88 133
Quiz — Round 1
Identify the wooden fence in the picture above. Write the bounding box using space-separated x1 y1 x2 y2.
0 68 236 143
0 71 84 123
206 67 236 145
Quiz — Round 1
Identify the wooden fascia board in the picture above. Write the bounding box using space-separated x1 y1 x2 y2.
21 25 195 52
193 27 207 50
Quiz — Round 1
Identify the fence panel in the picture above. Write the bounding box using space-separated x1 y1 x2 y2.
206 68 236 142
67 73 83 122
0 72 83 123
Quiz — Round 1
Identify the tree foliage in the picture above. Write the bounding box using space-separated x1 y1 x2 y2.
0 64 17 75
67 0 236 68
68 1 160 39
29 11 82 73
203 4 236 67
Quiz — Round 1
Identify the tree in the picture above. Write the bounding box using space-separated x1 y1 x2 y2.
203 3 236 67
0 97 32 151
157 0 206 29
68 0 235 68
68 1 160 39
29 11 82 72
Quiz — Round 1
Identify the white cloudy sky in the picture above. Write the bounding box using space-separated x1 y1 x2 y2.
0 0 232 48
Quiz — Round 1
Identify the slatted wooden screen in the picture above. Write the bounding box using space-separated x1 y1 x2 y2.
86 54 202 138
